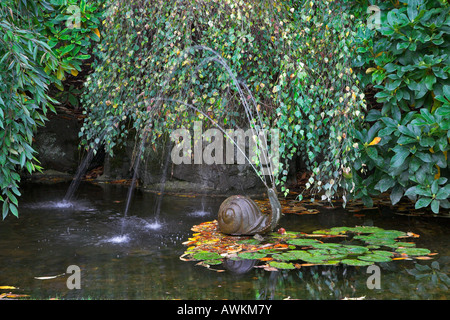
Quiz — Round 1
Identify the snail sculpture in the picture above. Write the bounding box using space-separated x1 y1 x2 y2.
217 187 282 235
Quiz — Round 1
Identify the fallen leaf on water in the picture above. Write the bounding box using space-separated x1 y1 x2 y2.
5 293 29 299
34 274 65 280
0 286 16 290
415 256 433 260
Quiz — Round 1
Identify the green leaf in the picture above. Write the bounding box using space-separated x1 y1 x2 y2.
375 177 396 193
9 203 18 217
415 197 432 209
390 147 410 168
430 199 440 214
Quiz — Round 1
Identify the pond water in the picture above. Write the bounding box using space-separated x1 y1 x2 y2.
0 182 448 300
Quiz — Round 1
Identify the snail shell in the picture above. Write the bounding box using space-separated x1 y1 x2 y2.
217 195 272 235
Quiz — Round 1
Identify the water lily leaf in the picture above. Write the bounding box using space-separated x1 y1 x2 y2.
385 241 416 249
286 238 321 246
193 251 222 260
371 250 395 257
238 252 267 260
272 253 298 261
203 259 222 265
268 261 296 269
341 259 374 266
340 245 370 255
310 243 342 250
358 254 392 262
396 248 431 256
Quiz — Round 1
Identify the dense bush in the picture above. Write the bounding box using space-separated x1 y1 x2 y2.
0 1 58 218
0 0 103 218
351 0 450 213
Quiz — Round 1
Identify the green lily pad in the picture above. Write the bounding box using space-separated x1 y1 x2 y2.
396 248 431 256
341 259 374 266
273 250 314 261
385 241 416 249
269 261 296 269
286 238 321 246
310 242 342 249
312 229 346 236
370 230 407 238
193 251 222 260
340 245 370 255
238 252 267 260
336 226 385 234
371 250 395 257
358 254 392 263
257 248 279 254
272 253 298 261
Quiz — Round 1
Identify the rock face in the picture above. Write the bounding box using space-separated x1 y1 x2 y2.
30 115 285 195
33 113 82 174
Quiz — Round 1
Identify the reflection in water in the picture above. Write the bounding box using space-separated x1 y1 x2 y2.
0 182 448 299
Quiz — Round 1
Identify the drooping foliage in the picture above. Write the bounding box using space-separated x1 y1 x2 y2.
80 0 366 200
0 0 104 218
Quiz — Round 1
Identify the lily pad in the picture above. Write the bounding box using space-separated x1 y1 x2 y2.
358 254 392 263
310 242 342 249
340 245 370 255
286 239 321 246
396 248 431 256
385 241 416 249
238 252 267 260
341 259 374 266
193 251 222 261
268 261 296 270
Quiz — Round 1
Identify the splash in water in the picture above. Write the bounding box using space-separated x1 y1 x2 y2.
106 234 130 244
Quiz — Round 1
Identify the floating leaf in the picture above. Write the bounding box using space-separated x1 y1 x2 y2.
203 259 222 265
358 254 392 263
286 239 321 246
341 259 374 266
268 261 296 269
237 252 267 260
340 245 370 255
0 286 16 290
193 251 222 261
396 248 431 256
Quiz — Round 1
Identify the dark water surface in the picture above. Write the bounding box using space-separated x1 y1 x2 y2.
0 182 448 300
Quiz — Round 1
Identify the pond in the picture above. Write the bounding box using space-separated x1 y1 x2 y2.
0 182 448 300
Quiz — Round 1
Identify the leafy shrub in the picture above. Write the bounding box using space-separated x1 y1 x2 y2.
0 0 104 218
351 0 450 213
0 1 58 218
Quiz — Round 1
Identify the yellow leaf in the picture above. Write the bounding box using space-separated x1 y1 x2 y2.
368 137 381 146
0 286 16 290
93 28 101 39
71 68 79 77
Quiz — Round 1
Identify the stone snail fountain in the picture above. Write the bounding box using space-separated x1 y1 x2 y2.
217 187 282 236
